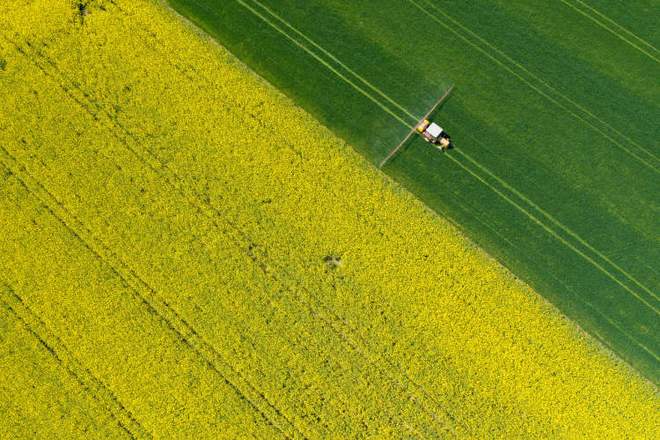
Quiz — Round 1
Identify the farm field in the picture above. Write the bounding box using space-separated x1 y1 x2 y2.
0 0 658 438
169 0 660 381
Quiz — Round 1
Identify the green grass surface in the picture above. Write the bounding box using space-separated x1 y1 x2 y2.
169 0 660 381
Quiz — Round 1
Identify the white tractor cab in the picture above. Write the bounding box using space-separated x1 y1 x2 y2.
416 119 452 151
378 85 456 168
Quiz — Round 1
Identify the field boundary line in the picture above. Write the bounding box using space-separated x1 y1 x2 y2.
559 0 660 63
450 131 659 304
5 28 461 436
0 147 300 440
407 0 660 173
227 0 660 303
0 282 148 439
248 0 659 305
443 153 659 361
86 0 660 384
108 4 475 434
211 2 658 309
91 0 660 410
448 150 659 318
414 0 659 164
543 270 659 370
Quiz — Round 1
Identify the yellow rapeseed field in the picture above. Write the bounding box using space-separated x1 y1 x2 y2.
0 0 657 438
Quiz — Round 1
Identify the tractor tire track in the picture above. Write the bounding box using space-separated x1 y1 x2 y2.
195 0 659 311
443 150 660 362
3 27 468 437
559 0 660 63
1 35 454 437
231 0 660 306
194 0 660 370
571 0 660 55
210 0 659 171
16 7 636 434
0 282 147 440
412 0 660 167
0 150 300 440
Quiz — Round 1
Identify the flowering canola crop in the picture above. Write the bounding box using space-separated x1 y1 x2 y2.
0 0 657 438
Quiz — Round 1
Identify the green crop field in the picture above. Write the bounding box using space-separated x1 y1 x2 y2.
169 0 660 382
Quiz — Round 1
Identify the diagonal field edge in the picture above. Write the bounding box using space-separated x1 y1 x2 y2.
449 127 659 304
444 153 660 363
224 0 660 368
4 26 463 435
237 0 658 306
228 0 659 317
